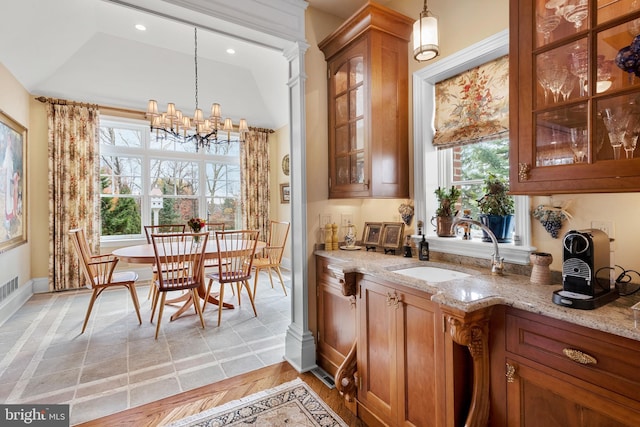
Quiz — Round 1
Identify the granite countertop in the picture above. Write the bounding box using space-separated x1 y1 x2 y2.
316 249 640 342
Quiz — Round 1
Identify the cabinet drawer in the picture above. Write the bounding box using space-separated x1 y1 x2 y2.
506 309 640 402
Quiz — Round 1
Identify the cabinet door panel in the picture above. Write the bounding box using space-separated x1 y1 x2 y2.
358 279 395 424
317 280 356 375
400 292 444 427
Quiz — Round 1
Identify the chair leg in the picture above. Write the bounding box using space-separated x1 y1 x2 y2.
243 280 258 317
192 289 205 329
81 289 100 334
217 283 226 327
150 284 160 322
235 282 242 306
267 267 275 289
202 278 213 312
253 266 261 298
128 283 142 325
155 292 167 340
274 266 287 296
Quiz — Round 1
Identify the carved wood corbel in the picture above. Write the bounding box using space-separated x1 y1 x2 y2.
335 340 358 403
443 307 493 427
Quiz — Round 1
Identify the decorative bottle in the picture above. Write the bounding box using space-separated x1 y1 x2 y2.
418 235 429 261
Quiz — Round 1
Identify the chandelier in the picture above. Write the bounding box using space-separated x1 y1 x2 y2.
145 27 249 150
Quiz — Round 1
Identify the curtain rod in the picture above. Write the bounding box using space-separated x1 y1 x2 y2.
36 96 275 133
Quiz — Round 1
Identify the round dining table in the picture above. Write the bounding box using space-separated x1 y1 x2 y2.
113 240 265 321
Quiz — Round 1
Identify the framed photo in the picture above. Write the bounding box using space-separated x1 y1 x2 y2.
0 111 27 253
381 222 405 249
362 222 382 246
280 183 290 204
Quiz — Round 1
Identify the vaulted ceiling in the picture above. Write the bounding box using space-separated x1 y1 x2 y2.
0 0 374 131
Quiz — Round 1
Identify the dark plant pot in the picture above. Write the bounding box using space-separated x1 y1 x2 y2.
478 214 514 243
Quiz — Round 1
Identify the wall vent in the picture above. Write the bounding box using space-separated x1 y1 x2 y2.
0 276 19 303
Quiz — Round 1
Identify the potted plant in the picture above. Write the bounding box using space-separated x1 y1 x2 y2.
477 174 515 243
432 186 461 237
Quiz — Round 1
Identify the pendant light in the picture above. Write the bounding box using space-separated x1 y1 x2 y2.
413 0 439 62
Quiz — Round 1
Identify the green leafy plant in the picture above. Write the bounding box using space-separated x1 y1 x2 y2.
434 186 462 217
477 174 514 216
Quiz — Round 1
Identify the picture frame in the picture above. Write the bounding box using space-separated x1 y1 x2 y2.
381 222 405 249
0 110 27 253
280 183 290 204
362 222 383 246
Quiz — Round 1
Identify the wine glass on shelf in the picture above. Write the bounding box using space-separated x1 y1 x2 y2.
570 49 588 97
601 107 631 160
623 113 640 159
560 74 575 101
537 65 552 105
536 12 561 45
563 0 589 31
543 66 568 103
570 127 587 163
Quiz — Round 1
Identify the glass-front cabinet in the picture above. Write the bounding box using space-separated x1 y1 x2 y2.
511 0 640 194
319 3 412 198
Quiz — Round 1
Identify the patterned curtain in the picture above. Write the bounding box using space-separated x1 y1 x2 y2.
433 55 509 149
240 129 271 241
44 100 100 291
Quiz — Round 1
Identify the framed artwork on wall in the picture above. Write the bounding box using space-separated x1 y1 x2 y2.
280 183 290 204
0 110 27 253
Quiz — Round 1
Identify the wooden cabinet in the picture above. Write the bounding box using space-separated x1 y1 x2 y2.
319 2 412 198
491 307 640 426
316 256 357 377
356 275 448 426
510 0 640 194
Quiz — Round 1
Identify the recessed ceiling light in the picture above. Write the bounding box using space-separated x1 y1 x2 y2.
226 48 236 55
135 24 146 31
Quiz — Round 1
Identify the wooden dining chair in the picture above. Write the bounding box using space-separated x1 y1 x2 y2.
203 222 226 269
143 224 187 300
69 228 142 334
204 230 259 326
253 220 290 297
150 231 209 339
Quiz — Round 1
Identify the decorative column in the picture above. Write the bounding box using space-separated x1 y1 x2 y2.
283 40 316 372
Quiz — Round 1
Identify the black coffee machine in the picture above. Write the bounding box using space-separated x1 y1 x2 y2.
552 229 619 310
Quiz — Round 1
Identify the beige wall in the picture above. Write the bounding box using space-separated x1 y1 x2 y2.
0 64 33 290
270 125 292 261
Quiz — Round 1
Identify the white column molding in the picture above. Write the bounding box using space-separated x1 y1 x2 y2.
283 41 316 372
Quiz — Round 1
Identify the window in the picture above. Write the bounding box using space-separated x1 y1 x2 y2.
413 30 532 264
99 117 241 240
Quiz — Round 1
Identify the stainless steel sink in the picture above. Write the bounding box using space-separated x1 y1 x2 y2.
392 266 471 283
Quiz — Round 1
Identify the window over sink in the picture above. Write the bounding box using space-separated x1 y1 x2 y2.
412 30 533 264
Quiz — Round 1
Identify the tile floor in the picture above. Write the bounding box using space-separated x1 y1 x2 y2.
0 271 291 425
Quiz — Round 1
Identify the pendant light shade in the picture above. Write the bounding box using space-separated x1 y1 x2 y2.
413 0 439 62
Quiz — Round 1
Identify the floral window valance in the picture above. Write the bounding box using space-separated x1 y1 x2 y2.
433 54 509 149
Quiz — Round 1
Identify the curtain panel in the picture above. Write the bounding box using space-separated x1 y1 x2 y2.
240 129 271 241
45 101 100 291
432 55 509 149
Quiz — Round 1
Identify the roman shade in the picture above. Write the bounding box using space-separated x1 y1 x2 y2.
432 55 509 149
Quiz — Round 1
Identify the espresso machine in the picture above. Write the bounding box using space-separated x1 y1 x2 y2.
552 229 619 310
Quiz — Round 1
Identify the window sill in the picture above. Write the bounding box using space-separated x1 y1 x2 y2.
100 237 147 248
410 235 535 265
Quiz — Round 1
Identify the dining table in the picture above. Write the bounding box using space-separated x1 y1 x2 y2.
113 239 266 322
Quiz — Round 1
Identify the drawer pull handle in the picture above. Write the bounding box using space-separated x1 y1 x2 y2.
563 348 597 365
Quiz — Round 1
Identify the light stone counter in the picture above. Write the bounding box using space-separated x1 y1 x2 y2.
316 249 640 342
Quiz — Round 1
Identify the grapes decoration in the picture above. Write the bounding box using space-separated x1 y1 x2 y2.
616 34 640 77
532 205 569 239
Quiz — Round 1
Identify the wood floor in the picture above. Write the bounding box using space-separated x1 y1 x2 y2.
76 361 366 426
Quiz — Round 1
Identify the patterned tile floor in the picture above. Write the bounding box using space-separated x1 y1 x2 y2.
0 271 291 425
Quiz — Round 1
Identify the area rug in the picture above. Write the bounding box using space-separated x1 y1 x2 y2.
165 378 349 426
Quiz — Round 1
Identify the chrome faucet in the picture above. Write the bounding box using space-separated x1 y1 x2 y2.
451 216 504 275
